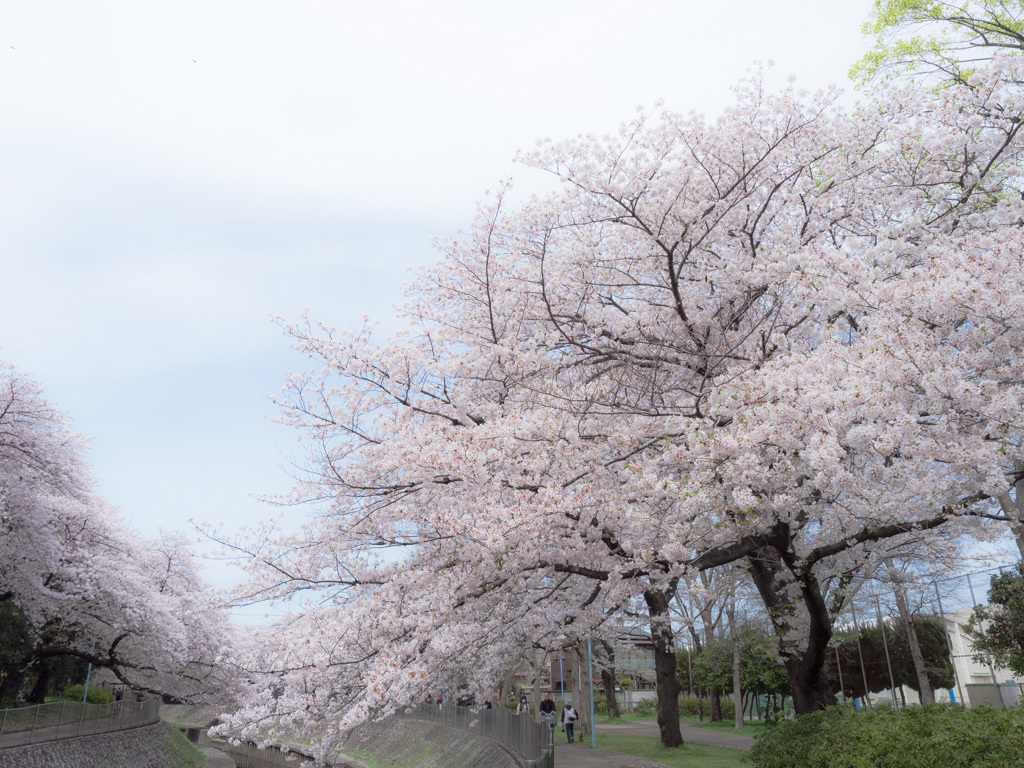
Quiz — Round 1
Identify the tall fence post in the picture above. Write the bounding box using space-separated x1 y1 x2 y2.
966 573 1006 708
933 584 965 705
850 602 871 708
874 595 899 708
834 646 846 701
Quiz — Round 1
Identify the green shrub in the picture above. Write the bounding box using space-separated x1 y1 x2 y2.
750 703 1024 768
61 684 115 705
678 695 735 719
632 696 659 713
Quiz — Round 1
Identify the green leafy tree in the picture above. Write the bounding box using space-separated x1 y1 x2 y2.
967 562 1024 676
854 0 1024 85
691 636 733 697
690 625 789 705
827 616 954 699
740 628 790 698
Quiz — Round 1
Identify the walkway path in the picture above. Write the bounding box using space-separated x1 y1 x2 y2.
551 718 754 768
200 745 236 768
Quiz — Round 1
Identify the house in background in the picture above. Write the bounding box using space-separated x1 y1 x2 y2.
541 629 658 705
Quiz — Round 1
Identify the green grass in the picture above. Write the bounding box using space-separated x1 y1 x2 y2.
594 732 748 768
595 712 657 724
681 715 766 739
597 712 766 739
162 723 207 768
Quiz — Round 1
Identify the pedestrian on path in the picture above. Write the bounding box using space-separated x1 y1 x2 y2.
517 694 530 715
561 700 578 743
539 692 556 736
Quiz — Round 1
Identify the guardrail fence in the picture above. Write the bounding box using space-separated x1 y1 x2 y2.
397 702 554 768
0 697 161 748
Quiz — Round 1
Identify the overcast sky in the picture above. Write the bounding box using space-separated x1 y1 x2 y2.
1 1 876 592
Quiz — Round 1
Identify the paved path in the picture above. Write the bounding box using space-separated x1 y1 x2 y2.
551 719 754 768
200 745 236 767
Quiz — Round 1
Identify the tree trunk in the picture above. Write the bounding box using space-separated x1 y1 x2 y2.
996 464 1024 557
710 689 722 721
728 597 743 730
885 559 934 705
748 542 839 714
572 642 592 740
529 649 544 720
644 587 683 748
28 663 52 704
599 640 621 719
0 665 26 703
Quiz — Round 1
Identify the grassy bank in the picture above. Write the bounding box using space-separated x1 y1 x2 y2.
163 723 207 768
596 712 765 739
594 732 748 768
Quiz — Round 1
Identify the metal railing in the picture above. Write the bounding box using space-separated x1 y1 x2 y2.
225 740 317 768
397 702 554 768
0 697 161 748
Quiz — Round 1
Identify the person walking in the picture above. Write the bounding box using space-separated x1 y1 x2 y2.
561 700 578 743
517 694 530 715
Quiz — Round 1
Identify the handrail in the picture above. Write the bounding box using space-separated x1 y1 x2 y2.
396 702 554 768
0 697 161 748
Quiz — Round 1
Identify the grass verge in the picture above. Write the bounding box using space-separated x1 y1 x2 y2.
595 732 748 768
163 723 207 768
597 713 765 739
680 716 766 739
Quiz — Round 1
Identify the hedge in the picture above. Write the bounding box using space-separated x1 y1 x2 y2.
750 703 1024 768
61 684 115 705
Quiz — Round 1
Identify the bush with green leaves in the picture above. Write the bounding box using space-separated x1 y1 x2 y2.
751 703 1024 768
631 696 659 714
678 695 735 719
61 684 115 705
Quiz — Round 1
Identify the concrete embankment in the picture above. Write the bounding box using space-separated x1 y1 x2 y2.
0 721 202 768
336 717 520 768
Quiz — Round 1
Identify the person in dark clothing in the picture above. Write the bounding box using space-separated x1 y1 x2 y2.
539 692 556 734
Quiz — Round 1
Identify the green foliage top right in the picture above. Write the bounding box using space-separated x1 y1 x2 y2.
967 563 1024 676
854 0 1024 85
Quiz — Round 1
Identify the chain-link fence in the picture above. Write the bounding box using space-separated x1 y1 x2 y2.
0 697 161 748
397 702 554 768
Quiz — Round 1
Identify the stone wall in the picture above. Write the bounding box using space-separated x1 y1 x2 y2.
0 722 201 768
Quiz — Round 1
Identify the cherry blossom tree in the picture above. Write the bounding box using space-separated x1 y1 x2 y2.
220 50 1024 759
0 364 238 704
